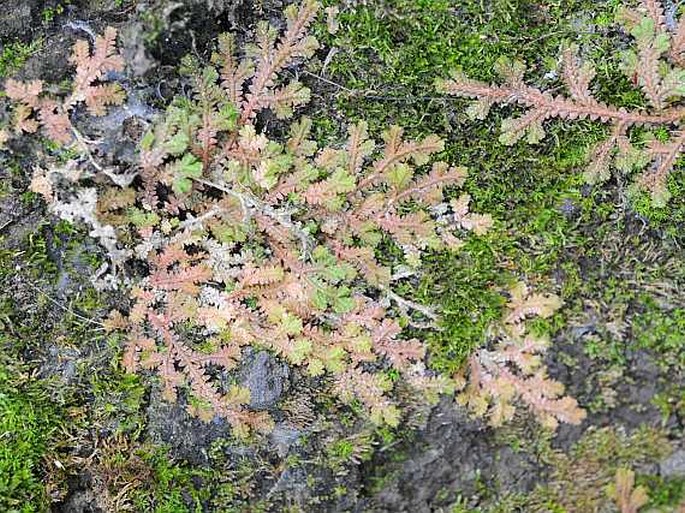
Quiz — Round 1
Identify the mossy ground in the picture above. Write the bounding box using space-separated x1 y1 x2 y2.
1 0 685 511
313 0 685 509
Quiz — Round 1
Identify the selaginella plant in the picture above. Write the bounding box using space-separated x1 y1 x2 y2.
6 1 491 435
607 468 648 513
4 2 585 437
112 0 501 433
456 282 586 429
437 0 685 206
4 27 125 146
2 27 131 264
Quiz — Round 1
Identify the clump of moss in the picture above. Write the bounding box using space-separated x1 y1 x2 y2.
310 0 626 376
531 426 671 512
0 40 41 78
0 343 60 512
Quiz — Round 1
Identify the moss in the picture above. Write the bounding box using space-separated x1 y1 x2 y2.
530 426 672 511
0 219 117 508
327 439 356 461
40 2 71 24
631 301 685 370
639 475 685 510
0 39 42 78
0 349 60 512
23 223 59 279
124 442 274 512
315 0 620 128
1 0 684 509
412 244 505 374
89 352 147 434
310 0 627 377
630 173 685 237
131 448 212 512
0 271 67 512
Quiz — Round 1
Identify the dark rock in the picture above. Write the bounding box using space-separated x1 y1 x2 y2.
53 490 103 513
660 449 685 478
269 467 311 506
240 350 290 410
51 472 105 513
269 422 302 457
371 400 544 513
117 21 156 77
146 390 234 465
40 345 80 385
0 1 33 41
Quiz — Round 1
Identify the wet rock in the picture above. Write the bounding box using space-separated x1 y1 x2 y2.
550 338 671 452
54 489 103 513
